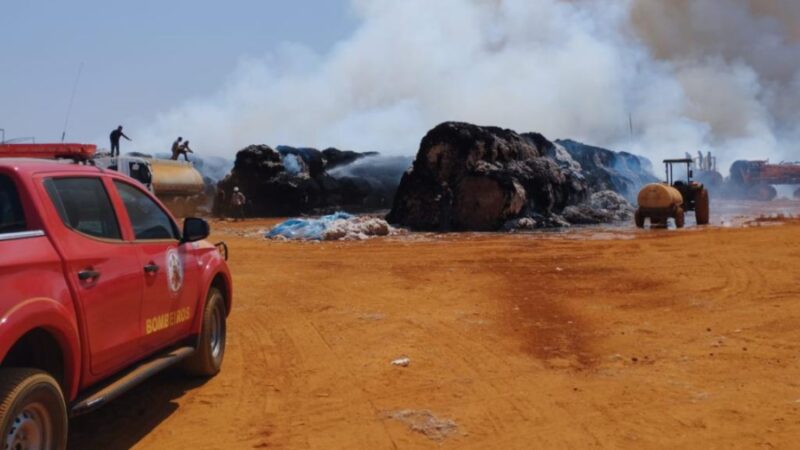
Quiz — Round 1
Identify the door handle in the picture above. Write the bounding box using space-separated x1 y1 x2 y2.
144 263 160 274
78 269 100 281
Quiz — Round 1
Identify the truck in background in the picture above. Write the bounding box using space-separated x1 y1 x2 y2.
94 156 206 217
0 143 207 217
727 160 800 201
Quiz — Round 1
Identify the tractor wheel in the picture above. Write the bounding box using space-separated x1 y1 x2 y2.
695 188 710 225
634 209 645 228
674 207 685 228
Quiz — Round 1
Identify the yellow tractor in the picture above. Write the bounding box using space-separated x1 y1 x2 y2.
635 158 710 228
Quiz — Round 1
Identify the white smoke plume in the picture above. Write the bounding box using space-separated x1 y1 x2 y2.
136 0 800 172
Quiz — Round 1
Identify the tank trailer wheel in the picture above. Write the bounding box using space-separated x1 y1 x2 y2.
674 207 685 228
0 369 68 450
695 188 710 225
183 287 227 377
746 184 776 201
634 209 645 228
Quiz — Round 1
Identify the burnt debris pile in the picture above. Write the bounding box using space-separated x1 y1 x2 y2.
216 145 409 216
553 139 658 202
387 122 655 231
562 190 636 225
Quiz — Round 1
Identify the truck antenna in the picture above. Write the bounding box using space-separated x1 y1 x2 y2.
61 62 84 143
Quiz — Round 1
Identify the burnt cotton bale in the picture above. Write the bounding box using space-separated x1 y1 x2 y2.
217 144 401 216
387 122 590 231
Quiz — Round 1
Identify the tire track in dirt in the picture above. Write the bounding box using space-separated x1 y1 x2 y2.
131 309 285 449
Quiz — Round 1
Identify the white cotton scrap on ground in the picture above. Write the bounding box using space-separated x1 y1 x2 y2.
321 216 393 241
359 312 385 321
391 356 410 367
266 212 398 241
385 409 458 441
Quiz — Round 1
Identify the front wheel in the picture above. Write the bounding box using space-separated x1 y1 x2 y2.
0 369 68 450
182 287 227 377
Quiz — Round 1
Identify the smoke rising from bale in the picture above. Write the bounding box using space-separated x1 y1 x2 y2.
138 0 800 172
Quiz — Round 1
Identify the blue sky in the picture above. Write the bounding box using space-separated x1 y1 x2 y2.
0 0 357 144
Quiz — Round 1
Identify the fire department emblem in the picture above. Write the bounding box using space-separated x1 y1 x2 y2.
166 249 184 293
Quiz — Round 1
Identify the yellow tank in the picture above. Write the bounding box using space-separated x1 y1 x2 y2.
637 183 683 210
149 159 205 196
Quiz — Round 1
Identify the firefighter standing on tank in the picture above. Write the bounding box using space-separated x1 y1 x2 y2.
177 140 193 161
109 125 131 157
170 136 194 161
171 137 183 160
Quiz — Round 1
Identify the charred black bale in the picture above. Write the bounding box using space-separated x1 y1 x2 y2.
388 122 588 231
217 144 399 216
216 145 314 216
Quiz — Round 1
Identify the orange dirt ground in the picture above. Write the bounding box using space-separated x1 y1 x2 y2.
69 218 800 449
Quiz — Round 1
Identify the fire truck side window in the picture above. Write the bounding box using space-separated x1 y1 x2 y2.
44 177 122 240
114 181 178 240
0 175 26 234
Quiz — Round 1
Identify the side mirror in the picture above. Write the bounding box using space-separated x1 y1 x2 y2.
182 217 210 243
688 169 693 179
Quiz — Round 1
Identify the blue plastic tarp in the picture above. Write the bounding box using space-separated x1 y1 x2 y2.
266 212 353 240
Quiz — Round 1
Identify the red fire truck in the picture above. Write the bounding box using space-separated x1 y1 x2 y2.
0 158 232 449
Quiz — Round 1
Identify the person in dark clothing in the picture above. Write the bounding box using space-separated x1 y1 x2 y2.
177 140 193 161
109 126 131 157
170 137 183 160
231 187 246 221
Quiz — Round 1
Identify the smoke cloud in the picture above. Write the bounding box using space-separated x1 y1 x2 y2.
137 0 800 172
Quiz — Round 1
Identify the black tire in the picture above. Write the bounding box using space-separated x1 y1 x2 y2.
763 185 777 201
0 368 67 450
183 287 227 377
674 207 685 228
695 188 710 225
747 184 776 201
634 209 645 228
